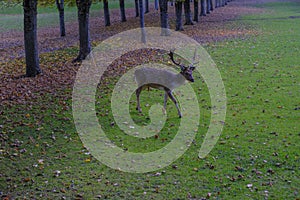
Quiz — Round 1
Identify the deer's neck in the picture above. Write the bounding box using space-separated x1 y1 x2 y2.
170 73 186 89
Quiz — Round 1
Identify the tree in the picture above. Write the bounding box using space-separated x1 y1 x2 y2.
221 0 225 6
215 0 219 8
74 0 91 62
145 0 149 13
103 0 110 26
206 0 210 14
184 0 193 25
200 0 206 16
135 0 139 17
170 0 174 6
209 0 213 11
154 0 159 10
175 1 184 31
56 0 66 37
23 0 41 77
159 0 169 35
119 0 126 22
193 0 199 22
139 0 146 43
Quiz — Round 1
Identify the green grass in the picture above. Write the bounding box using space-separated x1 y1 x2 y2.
0 0 135 14
1 1 300 199
0 0 135 31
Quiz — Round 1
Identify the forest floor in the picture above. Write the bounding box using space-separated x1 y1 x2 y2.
0 1 263 62
0 0 264 106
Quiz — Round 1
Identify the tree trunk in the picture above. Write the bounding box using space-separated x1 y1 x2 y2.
200 0 206 16
184 0 193 25
193 0 199 22
56 0 66 37
159 0 169 35
103 0 110 26
154 0 159 10
23 0 41 77
170 0 174 6
175 1 183 31
139 0 146 43
145 0 149 13
119 0 126 22
74 0 91 62
206 0 210 14
135 0 139 17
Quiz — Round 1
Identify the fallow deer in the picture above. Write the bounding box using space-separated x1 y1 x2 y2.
134 49 197 118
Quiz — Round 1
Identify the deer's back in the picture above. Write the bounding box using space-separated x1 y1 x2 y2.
134 67 181 90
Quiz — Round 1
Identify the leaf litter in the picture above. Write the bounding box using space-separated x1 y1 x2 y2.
0 1 264 107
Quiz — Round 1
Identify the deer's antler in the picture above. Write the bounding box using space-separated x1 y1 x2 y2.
168 49 185 71
189 48 199 70
168 50 180 66
192 48 197 65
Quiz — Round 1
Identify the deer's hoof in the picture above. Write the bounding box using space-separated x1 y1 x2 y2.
136 107 142 113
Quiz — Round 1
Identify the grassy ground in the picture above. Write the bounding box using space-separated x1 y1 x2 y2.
0 0 135 31
1 1 300 199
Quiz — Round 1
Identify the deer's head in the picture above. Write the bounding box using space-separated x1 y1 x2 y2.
168 49 196 82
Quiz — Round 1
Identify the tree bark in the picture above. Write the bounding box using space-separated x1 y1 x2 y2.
184 0 193 25
103 0 110 26
193 0 199 22
74 0 91 62
56 0 66 36
139 0 146 43
200 0 206 16
145 0 149 13
159 0 169 35
170 0 174 6
154 0 159 10
210 0 214 11
135 0 139 17
119 0 126 22
23 0 41 77
175 1 183 31
206 0 210 14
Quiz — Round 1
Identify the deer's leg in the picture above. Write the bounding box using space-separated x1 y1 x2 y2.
136 87 143 112
166 90 182 118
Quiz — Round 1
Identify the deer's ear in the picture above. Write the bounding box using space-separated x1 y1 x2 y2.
190 66 195 71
